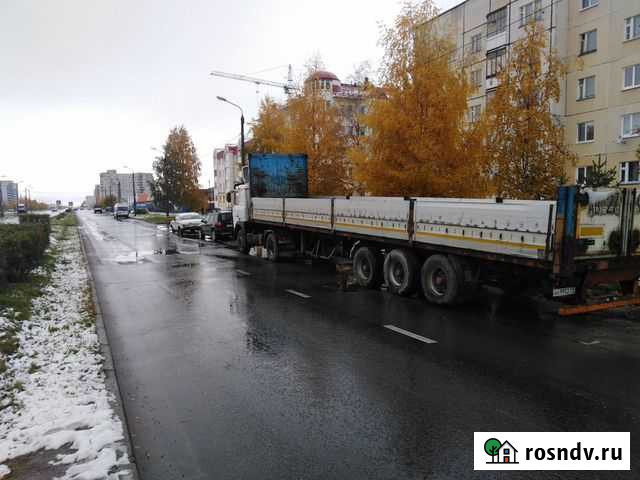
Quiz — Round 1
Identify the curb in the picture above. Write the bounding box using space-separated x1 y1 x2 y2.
77 225 141 480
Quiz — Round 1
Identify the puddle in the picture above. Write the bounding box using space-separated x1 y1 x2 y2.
154 248 178 255
171 262 198 269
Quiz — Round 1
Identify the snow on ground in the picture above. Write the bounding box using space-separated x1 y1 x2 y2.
0 228 132 479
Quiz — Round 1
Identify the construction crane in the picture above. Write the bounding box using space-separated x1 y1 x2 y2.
210 64 297 96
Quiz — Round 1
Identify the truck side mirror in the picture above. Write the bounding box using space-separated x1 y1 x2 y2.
226 192 232 203
242 165 249 184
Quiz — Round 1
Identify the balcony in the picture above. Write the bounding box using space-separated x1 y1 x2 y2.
486 76 501 90
486 30 507 52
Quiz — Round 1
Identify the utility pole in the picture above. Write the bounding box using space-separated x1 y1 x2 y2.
132 171 136 213
123 166 137 214
0 182 4 218
117 181 121 203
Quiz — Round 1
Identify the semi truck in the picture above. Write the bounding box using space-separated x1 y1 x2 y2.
230 154 640 313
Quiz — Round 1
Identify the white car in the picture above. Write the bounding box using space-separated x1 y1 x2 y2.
170 212 204 237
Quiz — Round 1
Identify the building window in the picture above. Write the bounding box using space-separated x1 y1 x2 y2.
486 48 506 78
576 165 594 184
580 30 597 55
471 33 482 53
620 161 640 184
487 7 507 38
577 76 596 100
625 15 640 41
624 64 640 89
581 0 598 10
470 69 482 88
469 104 482 122
577 121 595 143
622 113 640 138
520 0 543 26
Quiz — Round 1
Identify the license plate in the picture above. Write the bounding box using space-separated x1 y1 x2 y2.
553 286 577 297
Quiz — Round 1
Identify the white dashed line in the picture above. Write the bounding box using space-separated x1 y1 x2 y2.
383 325 438 344
285 289 311 299
236 269 251 276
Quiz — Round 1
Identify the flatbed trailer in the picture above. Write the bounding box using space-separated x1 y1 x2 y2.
231 154 640 309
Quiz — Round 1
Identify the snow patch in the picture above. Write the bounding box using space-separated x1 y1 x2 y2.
0 229 131 479
0 464 10 478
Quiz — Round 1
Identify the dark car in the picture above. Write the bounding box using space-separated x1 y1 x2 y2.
200 210 233 240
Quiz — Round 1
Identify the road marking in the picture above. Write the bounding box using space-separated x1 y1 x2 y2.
285 289 311 299
236 269 251 276
383 325 438 344
579 340 601 346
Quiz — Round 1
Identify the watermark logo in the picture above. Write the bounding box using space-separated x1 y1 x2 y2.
484 438 518 464
474 432 629 471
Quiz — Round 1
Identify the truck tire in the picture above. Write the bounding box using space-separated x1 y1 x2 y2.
420 254 462 305
353 246 383 289
265 232 279 262
384 249 419 296
236 225 250 254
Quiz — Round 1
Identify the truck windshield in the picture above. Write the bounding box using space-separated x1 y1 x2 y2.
117 206 128 212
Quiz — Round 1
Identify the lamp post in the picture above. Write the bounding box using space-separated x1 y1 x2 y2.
216 96 245 166
123 165 137 215
0 175 6 218
26 184 33 212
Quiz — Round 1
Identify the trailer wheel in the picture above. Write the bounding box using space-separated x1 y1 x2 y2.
265 232 279 262
353 246 383 289
236 225 250 254
383 249 419 296
420 254 461 305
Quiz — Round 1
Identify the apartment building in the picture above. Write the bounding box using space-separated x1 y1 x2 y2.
427 0 640 185
304 70 369 139
0 180 18 205
213 144 241 208
98 169 154 204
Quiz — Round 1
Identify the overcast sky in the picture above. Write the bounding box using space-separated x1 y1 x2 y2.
1 0 459 204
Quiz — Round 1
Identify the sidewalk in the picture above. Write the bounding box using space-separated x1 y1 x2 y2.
0 220 136 479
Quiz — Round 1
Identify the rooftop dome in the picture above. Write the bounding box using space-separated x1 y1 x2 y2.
305 70 340 82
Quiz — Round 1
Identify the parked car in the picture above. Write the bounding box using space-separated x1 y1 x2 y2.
170 212 204 237
17 203 27 214
200 210 233 240
94 206 103 214
113 203 130 220
133 207 149 215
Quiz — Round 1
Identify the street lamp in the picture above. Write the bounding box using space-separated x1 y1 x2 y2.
216 96 245 166
123 165 137 215
26 184 34 212
0 174 7 218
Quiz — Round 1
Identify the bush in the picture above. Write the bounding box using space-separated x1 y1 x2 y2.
0 223 50 284
19 213 51 238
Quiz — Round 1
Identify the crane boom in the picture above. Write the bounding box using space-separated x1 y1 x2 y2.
210 65 296 95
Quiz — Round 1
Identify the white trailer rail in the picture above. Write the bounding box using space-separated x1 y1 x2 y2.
253 196 556 261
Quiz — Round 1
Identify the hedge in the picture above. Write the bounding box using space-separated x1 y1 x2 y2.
0 222 50 284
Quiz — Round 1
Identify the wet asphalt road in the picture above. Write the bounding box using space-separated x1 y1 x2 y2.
78 211 640 480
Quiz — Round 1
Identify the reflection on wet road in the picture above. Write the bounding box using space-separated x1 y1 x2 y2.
78 211 640 479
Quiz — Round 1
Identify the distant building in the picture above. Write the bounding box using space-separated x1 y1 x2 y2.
304 70 369 140
0 180 18 206
213 145 241 209
98 169 154 205
84 196 96 208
